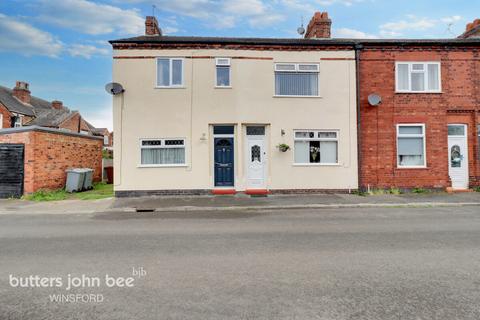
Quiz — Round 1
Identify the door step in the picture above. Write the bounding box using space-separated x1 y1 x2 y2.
446 187 473 193
211 189 236 195
245 189 269 196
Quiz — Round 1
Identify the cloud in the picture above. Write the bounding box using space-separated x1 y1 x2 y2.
67 44 110 59
223 0 266 16
162 27 179 35
280 0 315 13
441 15 462 24
316 0 365 6
380 15 463 37
334 28 377 39
0 13 63 57
249 14 285 27
84 105 113 131
36 0 144 35
127 0 285 29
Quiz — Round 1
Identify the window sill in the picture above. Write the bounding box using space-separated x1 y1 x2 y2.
293 163 340 167
274 95 321 98
214 86 232 89
137 164 188 168
154 86 186 89
396 166 428 169
395 91 442 94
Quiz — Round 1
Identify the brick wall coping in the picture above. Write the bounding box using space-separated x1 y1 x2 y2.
0 125 103 141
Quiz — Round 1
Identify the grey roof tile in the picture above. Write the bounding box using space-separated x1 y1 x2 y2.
0 86 35 116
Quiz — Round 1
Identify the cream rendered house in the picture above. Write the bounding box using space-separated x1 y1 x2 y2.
110 13 358 196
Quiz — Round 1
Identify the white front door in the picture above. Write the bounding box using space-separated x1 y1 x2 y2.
246 126 266 189
448 124 469 189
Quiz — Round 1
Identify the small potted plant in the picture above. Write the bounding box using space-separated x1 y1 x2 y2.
277 143 290 152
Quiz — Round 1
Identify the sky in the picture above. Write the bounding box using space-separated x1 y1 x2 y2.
0 0 478 131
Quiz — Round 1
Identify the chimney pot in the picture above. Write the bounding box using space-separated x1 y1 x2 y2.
305 11 332 39
145 16 162 36
51 100 63 110
13 81 31 104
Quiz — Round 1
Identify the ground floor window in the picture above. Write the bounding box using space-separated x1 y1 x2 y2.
294 130 338 164
396 124 426 167
140 138 185 165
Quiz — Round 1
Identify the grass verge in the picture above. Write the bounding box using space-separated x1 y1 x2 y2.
24 183 113 201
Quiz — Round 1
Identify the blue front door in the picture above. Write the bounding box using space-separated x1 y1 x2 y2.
214 138 234 187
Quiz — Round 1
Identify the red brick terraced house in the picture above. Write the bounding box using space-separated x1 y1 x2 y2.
358 22 480 191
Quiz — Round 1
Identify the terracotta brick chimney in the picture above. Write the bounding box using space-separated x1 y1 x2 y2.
458 18 480 38
12 81 31 104
305 12 331 39
145 16 162 36
51 100 63 110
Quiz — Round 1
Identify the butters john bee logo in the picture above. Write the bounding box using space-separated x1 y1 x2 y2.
8 267 147 303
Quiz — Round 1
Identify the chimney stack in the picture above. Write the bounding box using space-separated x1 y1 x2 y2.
145 16 162 36
458 18 480 38
13 81 31 104
305 12 332 39
51 100 63 110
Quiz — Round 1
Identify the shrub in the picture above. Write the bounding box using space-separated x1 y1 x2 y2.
412 187 428 194
388 187 402 195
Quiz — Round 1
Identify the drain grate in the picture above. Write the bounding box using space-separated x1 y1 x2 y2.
135 208 155 212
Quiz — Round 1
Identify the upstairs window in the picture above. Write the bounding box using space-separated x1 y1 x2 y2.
396 62 441 93
140 138 186 166
104 135 109 145
215 58 231 87
12 115 22 128
397 124 426 167
157 58 184 87
275 63 319 97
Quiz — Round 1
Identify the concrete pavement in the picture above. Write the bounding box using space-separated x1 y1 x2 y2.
1 192 480 214
1 206 480 319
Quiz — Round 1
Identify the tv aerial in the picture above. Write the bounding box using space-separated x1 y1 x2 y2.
297 16 305 36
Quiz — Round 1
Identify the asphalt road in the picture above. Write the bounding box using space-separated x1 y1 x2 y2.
1 206 480 320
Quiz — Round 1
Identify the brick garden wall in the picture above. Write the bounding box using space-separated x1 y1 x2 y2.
359 47 480 189
0 128 102 194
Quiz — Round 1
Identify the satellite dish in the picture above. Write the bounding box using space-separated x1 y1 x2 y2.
105 82 124 95
368 94 382 106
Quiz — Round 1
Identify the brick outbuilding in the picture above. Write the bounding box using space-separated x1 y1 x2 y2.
0 126 102 196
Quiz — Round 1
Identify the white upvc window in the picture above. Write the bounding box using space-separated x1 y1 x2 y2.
0 114 3 129
396 62 441 93
104 135 109 145
140 138 186 166
396 124 426 168
215 58 231 87
294 130 338 164
275 63 319 97
156 58 184 87
13 115 23 127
